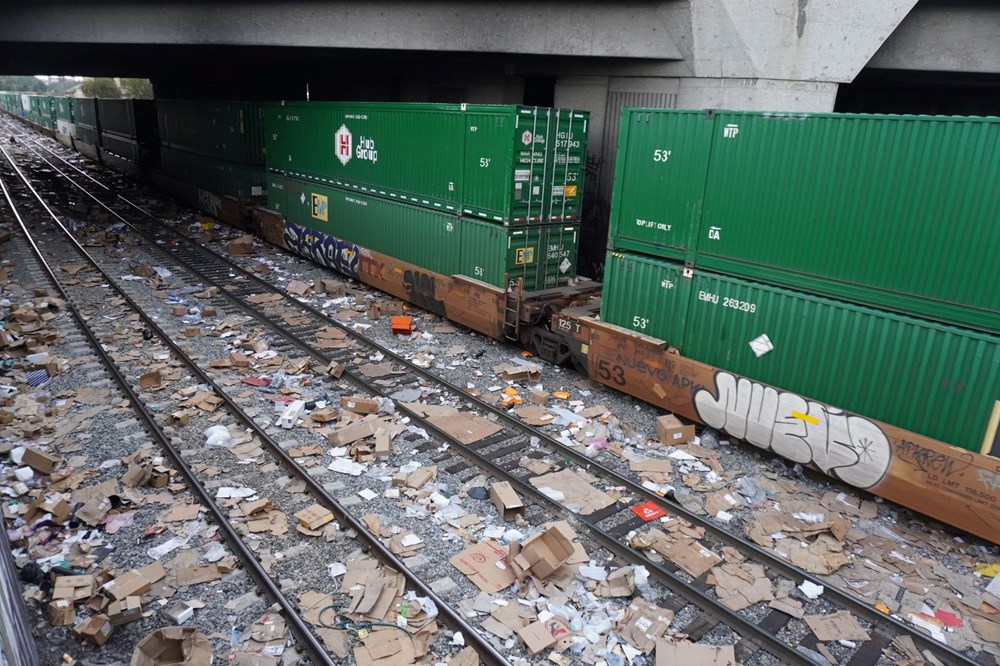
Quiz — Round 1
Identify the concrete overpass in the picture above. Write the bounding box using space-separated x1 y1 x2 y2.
1 0 997 274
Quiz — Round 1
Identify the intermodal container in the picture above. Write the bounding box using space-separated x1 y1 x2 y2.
28 96 55 129
159 147 266 200
97 99 157 142
608 109 1000 333
601 250 1000 452
73 98 98 130
53 97 74 137
281 176 461 278
157 100 264 164
278 176 577 290
460 219 580 291
100 133 138 161
265 101 588 224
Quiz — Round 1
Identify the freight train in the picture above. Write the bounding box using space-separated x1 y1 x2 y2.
1 92 998 544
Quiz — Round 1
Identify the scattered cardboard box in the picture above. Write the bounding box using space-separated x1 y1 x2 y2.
171 305 187 316
109 596 144 626
104 570 152 601
184 326 200 338
294 504 334 531
130 627 212 666
656 414 695 445
517 617 571 655
76 614 114 646
20 447 61 473
227 235 254 256
804 611 871 642
655 640 736 666
511 524 574 580
341 396 378 415
450 540 515 593
286 279 311 296
490 481 525 521
617 598 674 653
427 412 503 445
47 599 75 626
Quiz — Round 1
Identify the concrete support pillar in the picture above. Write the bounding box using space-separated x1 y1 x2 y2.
677 78 839 112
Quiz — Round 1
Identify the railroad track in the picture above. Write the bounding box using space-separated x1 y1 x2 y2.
0 138 507 665
8 123 988 666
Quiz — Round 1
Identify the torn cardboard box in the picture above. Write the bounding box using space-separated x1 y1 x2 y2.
131 627 212 666
511 524 574 580
490 481 525 521
450 540 515 593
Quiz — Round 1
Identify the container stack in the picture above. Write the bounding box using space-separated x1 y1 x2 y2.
71 98 101 161
264 101 589 291
601 109 1000 452
96 99 158 166
157 100 266 202
53 96 74 146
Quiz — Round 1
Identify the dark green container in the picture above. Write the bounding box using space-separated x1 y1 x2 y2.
158 100 264 164
266 172 287 213
265 101 588 224
160 146 266 200
601 250 1000 452
73 98 99 129
608 109 1000 334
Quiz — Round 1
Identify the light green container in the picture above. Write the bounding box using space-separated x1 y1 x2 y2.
460 219 580 291
601 250 1000 452
265 101 588 224
54 96 73 122
608 109 1000 334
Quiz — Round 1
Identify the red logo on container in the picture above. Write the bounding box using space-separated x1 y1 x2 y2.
521 130 533 146
335 124 353 165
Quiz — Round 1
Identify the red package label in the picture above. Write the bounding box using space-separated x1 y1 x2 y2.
631 501 667 522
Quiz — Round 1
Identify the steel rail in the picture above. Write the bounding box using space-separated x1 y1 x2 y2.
1 129 511 666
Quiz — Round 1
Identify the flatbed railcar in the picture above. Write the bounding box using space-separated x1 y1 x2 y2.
2 98 997 546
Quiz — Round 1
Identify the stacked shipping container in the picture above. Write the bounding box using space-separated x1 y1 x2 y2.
156 100 266 202
97 99 158 164
602 109 1000 453
265 101 589 291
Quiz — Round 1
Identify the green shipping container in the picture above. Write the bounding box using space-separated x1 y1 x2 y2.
601 251 1000 452
265 101 588 224
160 146 266 200
460 219 580 291
29 96 54 129
54 96 73 122
74 126 101 149
608 109 1000 334
282 177 462 278
73 98 98 129
158 100 264 164
266 172 287 213
278 176 577 290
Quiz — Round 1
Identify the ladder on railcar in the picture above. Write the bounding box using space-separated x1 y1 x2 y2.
503 278 524 341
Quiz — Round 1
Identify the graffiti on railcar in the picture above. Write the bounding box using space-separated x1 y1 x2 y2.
693 371 892 489
403 269 445 314
197 189 223 217
282 222 360 278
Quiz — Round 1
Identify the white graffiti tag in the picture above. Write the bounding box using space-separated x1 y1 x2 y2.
694 372 891 489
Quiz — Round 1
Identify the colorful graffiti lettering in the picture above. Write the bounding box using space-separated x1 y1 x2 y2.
282 222 360 279
693 371 891 489
403 269 445 314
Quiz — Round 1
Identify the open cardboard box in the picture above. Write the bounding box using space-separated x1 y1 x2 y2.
511 524 574 580
130 627 212 666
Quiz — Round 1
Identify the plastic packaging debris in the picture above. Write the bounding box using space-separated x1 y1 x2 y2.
798 581 824 599
734 476 767 508
203 425 232 448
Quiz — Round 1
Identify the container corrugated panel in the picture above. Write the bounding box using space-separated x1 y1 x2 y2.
158 100 264 164
97 99 158 144
266 101 589 224
460 220 580 292
281 177 462 278
266 173 287 213
697 111 1000 333
607 109 715 261
73 98 98 129
600 250 1000 452
54 97 73 122
74 126 100 149
160 147 266 200
100 133 138 161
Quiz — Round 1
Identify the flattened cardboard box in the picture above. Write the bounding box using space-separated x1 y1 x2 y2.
517 617 571 655
490 481 525 521
656 414 695 445
103 570 151 601
656 639 736 666
108 595 143 625
449 539 515 593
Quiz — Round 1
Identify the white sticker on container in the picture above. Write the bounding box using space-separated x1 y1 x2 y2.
559 258 571 273
514 169 530 181
551 185 565 196
749 333 773 358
